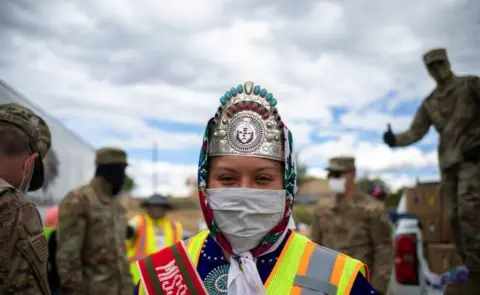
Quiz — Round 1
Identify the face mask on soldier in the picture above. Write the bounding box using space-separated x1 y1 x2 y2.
328 177 346 194
18 156 34 193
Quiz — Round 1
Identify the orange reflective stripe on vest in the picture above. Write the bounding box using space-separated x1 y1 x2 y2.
289 239 316 294
129 215 182 262
129 215 149 262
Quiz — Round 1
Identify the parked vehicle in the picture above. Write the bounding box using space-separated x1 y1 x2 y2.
389 193 468 295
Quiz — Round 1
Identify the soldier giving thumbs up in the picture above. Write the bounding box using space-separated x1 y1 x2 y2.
383 124 395 147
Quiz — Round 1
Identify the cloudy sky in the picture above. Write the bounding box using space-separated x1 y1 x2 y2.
1 0 479 197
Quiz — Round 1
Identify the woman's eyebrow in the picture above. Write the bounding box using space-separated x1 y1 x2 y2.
212 166 237 172
255 166 280 172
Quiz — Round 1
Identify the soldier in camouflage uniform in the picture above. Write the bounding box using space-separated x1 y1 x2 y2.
0 103 52 295
56 147 133 295
311 156 393 295
383 48 480 292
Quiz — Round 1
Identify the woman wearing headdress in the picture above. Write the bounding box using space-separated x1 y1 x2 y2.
134 81 376 294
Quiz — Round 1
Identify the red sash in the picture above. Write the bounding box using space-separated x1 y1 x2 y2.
137 241 208 295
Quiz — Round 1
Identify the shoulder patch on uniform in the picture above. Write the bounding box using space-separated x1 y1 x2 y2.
30 233 48 262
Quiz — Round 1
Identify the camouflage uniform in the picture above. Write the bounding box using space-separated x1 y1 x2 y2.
310 157 393 294
56 148 133 295
0 103 52 295
386 49 480 289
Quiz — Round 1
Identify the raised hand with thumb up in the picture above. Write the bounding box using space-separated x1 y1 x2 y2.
383 123 396 147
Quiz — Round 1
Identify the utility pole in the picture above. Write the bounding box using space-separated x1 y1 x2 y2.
152 142 158 194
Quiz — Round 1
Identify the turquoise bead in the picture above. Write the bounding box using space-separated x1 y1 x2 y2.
237 84 243 93
253 86 260 95
230 88 237 96
260 89 267 97
271 99 277 106
266 93 273 101
225 91 231 100
220 97 226 105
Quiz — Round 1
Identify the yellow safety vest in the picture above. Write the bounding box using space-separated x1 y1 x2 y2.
137 230 368 295
127 215 183 285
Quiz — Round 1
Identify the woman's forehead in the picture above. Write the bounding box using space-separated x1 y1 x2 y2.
210 155 282 170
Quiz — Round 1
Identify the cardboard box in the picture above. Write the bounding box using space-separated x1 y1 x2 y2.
405 186 442 216
419 213 443 243
405 184 455 243
426 243 463 274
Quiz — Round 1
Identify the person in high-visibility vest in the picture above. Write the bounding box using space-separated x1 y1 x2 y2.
126 194 183 285
134 81 376 295
43 205 60 295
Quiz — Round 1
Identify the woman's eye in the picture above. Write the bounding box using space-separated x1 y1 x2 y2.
218 175 234 182
256 175 272 182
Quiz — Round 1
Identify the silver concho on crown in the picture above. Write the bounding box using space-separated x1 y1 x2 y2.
208 81 284 162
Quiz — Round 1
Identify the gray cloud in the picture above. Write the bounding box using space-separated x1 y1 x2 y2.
2 0 478 96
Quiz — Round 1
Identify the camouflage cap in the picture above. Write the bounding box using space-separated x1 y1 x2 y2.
95 147 128 165
326 156 355 172
0 103 51 191
423 48 448 65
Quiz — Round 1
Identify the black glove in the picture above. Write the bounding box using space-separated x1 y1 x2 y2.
126 225 135 239
463 145 480 163
383 123 395 147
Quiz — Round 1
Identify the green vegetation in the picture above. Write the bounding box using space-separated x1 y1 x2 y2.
293 205 314 225
356 177 402 209
356 177 389 195
122 175 136 193
386 188 403 210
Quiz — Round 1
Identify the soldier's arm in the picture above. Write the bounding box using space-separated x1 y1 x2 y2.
469 76 480 103
0 199 51 295
118 207 134 294
309 207 323 244
56 192 87 295
394 102 431 146
368 204 394 294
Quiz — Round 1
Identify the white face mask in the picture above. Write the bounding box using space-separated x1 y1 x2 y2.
328 177 346 194
206 188 286 254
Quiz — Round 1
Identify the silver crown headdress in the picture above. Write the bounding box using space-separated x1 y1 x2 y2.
208 81 284 162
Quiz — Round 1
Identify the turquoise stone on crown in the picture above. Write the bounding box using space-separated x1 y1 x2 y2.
221 82 280 108
260 89 267 97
